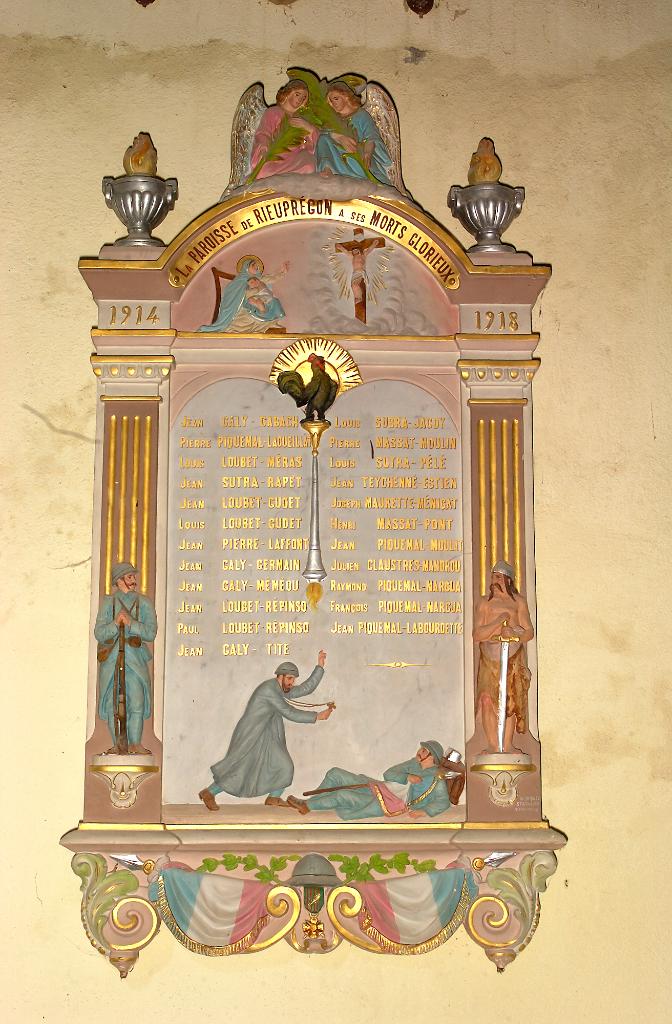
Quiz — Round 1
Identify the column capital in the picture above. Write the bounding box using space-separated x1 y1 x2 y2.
457 358 540 389
90 353 174 386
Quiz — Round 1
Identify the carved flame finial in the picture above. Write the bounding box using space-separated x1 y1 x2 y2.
468 138 502 185
123 133 158 176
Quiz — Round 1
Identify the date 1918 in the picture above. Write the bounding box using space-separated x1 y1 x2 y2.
475 310 519 332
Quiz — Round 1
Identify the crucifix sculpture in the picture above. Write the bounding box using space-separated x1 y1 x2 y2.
335 228 386 324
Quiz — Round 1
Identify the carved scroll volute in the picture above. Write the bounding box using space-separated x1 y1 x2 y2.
247 886 302 952
72 854 160 978
326 886 382 954
465 851 557 971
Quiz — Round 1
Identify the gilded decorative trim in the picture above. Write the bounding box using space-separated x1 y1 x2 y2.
176 331 457 343
477 417 487 596
104 414 117 594
161 821 465 830
141 415 152 593
468 398 528 406
502 419 510 563
130 416 140 566
489 418 497 565
100 395 162 403
118 416 129 562
513 417 522 588
74 818 550 831
77 821 166 830
92 330 176 338
455 333 540 343
459 359 540 369
461 820 549 830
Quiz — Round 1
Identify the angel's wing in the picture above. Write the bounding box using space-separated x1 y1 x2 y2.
225 83 268 193
363 83 407 195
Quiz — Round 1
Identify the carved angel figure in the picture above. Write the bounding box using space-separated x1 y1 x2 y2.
226 69 407 195
249 79 319 181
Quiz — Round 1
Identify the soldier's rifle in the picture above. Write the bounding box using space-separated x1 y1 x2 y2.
303 760 464 800
113 620 129 755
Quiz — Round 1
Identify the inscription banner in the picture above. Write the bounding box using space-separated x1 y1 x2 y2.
167 198 460 291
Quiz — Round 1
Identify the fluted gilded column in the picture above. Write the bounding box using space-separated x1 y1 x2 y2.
458 344 542 822
84 348 174 822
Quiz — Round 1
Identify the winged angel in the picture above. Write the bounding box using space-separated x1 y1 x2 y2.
224 69 408 196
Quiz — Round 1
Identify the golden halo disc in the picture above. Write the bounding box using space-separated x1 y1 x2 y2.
269 337 362 394
236 255 264 275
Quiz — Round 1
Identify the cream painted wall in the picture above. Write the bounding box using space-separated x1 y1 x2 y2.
2 1 670 1020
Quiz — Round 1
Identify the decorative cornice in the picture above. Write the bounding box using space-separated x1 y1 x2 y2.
457 358 540 386
90 353 174 382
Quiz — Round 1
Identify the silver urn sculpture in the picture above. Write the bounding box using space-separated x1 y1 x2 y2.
448 138 524 253
102 132 178 247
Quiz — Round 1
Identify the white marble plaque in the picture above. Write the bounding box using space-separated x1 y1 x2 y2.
163 377 464 806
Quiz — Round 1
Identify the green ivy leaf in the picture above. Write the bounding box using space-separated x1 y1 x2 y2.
339 855 361 882
220 853 241 872
201 858 219 873
255 867 277 883
242 854 258 871
413 859 437 873
288 854 301 861
270 856 288 874
354 863 374 881
391 852 410 873
368 854 389 875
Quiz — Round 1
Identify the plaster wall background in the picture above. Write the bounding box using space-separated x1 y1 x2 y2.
2 1 670 1020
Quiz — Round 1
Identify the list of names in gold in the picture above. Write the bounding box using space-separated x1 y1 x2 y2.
163 378 464 804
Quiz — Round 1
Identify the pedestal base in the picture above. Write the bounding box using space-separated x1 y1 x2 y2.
89 754 159 809
471 753 535 807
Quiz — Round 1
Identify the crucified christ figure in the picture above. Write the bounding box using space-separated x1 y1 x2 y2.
335 228 385 324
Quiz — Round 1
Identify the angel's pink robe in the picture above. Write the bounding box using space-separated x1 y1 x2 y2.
250 106 319 178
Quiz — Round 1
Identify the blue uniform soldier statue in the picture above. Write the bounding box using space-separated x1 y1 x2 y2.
94 562 157 755
292 741 462 819
199 650 333 813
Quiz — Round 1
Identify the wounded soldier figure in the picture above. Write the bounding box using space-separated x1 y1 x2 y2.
290 741 464 819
